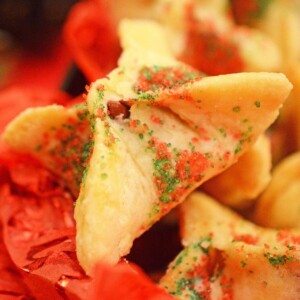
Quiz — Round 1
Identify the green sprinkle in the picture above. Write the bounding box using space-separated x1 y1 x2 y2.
262 280 268 286
97 87 104 100
101 173 108 180
234 145 242 154
219 128 227 137
255 101 261 108
232 106 241 113
81 168 88 183
171 250 186 269
264 252 294 267
193 236 212 255
149 203 160 218
35 144 42 152
148 130 154 136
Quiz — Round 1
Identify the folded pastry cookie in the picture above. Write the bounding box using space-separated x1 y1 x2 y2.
253 151 300 229
3 20 292 273
3 104 91 197
75 20 291 272
160 192 300 299
156 0 282 74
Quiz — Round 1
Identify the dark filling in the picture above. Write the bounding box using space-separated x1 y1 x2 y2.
107 101 130 119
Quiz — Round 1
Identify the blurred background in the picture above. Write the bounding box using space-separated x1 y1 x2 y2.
0 0 79 91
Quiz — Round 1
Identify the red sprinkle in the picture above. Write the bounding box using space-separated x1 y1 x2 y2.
233 234 259 245
180 3 244 75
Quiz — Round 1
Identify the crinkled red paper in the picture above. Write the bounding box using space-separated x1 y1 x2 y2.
89 262 174 300
63 0 121 82
0 151 92 300
0 225 32 299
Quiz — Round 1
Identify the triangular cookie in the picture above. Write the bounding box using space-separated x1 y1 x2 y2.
160 192 300 299
75 20 291 272
3 104 91 196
